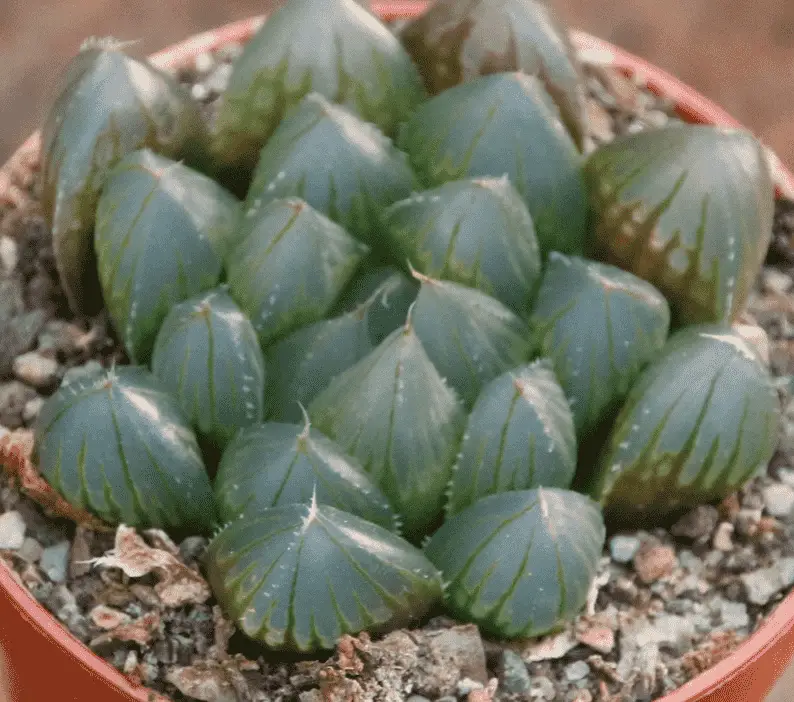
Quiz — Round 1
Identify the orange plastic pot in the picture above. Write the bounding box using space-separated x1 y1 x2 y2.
1 3 794 701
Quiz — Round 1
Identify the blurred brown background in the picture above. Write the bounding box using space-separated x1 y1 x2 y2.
2 0 794 168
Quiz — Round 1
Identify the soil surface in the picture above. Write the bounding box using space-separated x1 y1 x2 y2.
2 35 794 702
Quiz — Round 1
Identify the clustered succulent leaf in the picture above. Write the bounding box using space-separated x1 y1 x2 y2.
243 93 418 244
36 0 780 657
151 288 266 447
399 0 588 148
214 418 397 530
397 72 588 257
41 43 207 314
210 0 427 181
95 149 240 364
584 124 775 326
383 176 542 317
206 500 442 652
32 363 216 533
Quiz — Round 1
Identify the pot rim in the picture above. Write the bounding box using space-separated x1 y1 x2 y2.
2 3 794 701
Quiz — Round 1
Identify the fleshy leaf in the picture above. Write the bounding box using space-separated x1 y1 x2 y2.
384 177 542 317
330 265 419 344
397 72 587 257
95 149 240 363
446 361 577 515
41 44 207 314
399 0 587 147
150 288 267 447
587 325 781 523
206 501 442 651
309 322 466 539
411 273 533 407
425 488 605 638
211 0 426 181
531 253 670 437
244 93 418 244
584 124 774 325
226 198 369 347
32 364 215 533
214 421 397 529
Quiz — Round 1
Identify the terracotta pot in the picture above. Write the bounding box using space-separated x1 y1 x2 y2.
1 3 793 701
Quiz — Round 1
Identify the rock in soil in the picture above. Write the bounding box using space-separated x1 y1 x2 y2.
0 510 25 549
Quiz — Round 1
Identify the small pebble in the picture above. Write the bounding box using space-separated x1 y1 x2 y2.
40 541 70 583
22 396 44 423
12 352 58 389
500 650 531 694
763 483 794 518
17 537 42 563
456 678 483 695
717 599 750 630
0 381 37 429
633 542 677 584
529 676 556 700
191 83 209 102
205 63 233 94
741 558 794 605
762 268 793 294
670 505 719 541
0 236 18 274
609 534 640 563
576 625 615 654
712 522 735 551
0 511 26 549
564 660 590 682
194 51 214 74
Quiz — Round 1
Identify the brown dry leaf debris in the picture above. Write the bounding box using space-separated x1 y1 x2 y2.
0 429 111 531
90 611 162 647
92 525 211 607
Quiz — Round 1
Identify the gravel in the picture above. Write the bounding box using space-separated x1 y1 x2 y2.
0 29 793 702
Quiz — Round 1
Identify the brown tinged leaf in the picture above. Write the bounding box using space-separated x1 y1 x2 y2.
90 611 162 647
167 657 261 702
91 525 211 607
0 430 111 531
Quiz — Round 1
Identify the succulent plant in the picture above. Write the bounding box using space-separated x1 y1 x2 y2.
445 361 577 516
150 288 266 447
41 41 207 314
425 488 605 638
584 124 775 326
397 72 588 257
410 272 533 407
226 198 369 348
243 93 418 244
309 318 467 540
330 265 419 345
531 253 671 437
206 499 442 652
399 0 588 147
383 177 542 317
213 418 397 529
587 325 780 523
95 149 240 364
33 363 215 533
34 0 784 658
210 0 426 181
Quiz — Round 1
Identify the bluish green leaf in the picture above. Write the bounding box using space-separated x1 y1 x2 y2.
33 364 215 533
309 322 466 539
384 177 542 317
446 361 577 515
226 198 369 347
425 488 605 638
150 288 266 447
206 500 442 651
244 93 417 244
584 124 774 325
531 253 670 437
41 43 207 314
397 72 587 257
214 420 397 529
95 149 240 363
